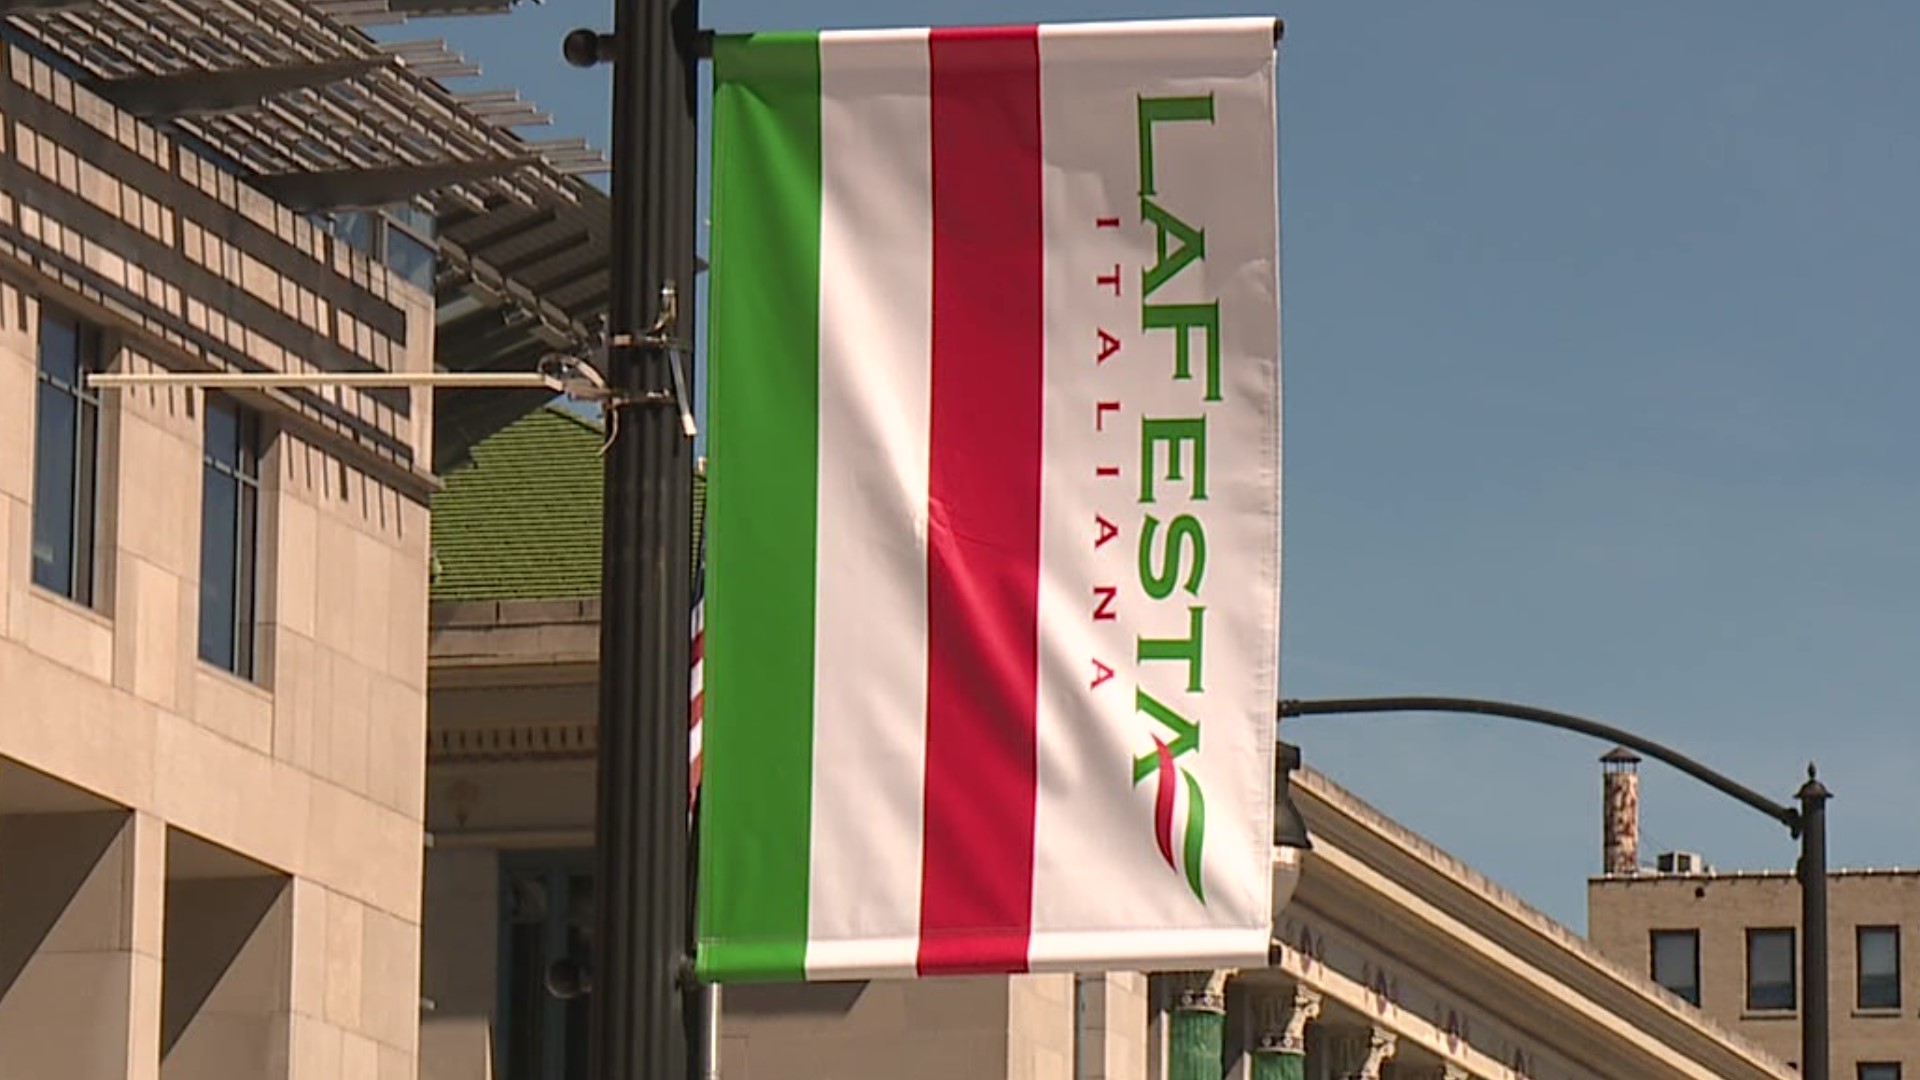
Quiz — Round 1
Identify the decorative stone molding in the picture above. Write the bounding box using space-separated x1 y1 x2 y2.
1328 1026 1397 1080
429 720 597 763
1169 969 1233 1014
1252 985 1321 1053
1397 1066 1471 1080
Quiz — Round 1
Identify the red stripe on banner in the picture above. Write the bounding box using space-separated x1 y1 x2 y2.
918 24 1045 977
1153 738 1178 870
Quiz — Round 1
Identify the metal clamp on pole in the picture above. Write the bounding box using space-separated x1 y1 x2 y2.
604 284 697 439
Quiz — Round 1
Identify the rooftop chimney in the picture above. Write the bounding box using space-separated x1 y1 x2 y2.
1601 747 1642 875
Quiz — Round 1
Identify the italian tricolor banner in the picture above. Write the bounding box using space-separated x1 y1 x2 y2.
700 17 1282 982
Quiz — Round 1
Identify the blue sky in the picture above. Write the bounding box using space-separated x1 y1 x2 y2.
399 1 1920 929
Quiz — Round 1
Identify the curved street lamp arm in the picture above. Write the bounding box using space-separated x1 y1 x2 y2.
1277 696 1799 832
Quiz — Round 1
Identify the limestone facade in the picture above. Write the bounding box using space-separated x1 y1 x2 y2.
0 37 434 1080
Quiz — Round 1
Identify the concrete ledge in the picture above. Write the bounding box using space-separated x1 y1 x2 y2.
429 598 599 629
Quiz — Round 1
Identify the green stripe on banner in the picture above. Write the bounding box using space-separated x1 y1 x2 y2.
1182 770 1207 903
699 30 823 983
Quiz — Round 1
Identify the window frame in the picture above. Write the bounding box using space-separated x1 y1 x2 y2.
197 399 262 679
1858 1064 1901 1080
1650 928 1702 1006
30 306 104 606
1746 927 1798 1012
1856 925 1901 1011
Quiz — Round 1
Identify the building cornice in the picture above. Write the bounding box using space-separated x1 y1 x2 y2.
1293 768 1794 1078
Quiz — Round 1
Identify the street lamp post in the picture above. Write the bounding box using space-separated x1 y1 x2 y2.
564 1 701 1078
1797 767 1830 1080
1279 696 1830 1080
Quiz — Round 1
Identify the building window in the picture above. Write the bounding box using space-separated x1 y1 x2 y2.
322 205 437 290
386 228 437 291
1858 926 1901 1010
326 210 379 259
1747 928 1797 1011
31 308 102 605
198 400 261 678
1651 929 1701 1006
499 854 594 1080
1859 1065 1901 1080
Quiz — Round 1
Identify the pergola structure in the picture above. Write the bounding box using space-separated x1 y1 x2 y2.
0 0 613 468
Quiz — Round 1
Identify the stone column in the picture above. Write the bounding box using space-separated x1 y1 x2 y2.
1167 970 1232 1080
1075 972 1149 1080
1247 986 1318 1080
1325 1026 1396 1080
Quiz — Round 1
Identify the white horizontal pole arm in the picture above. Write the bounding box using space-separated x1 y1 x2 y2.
86 371 562 391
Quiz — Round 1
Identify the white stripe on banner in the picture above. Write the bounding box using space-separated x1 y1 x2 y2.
1027 19 1281 970
806 28 936 980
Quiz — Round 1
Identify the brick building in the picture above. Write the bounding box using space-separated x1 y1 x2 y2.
1589 751 1918 1079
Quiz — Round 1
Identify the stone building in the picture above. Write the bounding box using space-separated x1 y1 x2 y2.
1589 752 1918 1079
0 2 610 1077
420 408 1797 1080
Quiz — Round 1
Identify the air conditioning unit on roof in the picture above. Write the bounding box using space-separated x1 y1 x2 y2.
1656 851 1705 874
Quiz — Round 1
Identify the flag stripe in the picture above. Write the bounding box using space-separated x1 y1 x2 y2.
1181 770 1207 902
690 553 704 808
698 30 823 983
805 28 935 978
917 25 1045 976
1153 739 1177 869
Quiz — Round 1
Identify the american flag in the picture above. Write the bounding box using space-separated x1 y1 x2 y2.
689 533 705 810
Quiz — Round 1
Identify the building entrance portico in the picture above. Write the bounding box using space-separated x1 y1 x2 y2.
1198 769 1800 1080
1221 976 1464 1080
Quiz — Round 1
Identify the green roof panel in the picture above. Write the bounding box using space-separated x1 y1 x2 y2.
430 406 707 601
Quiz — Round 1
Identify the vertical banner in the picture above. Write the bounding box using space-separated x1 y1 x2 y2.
701 17 1281 982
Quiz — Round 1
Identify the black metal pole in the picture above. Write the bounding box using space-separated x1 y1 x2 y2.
1279 697 1797 827
1797 767 1831 1080
572 0 699 1076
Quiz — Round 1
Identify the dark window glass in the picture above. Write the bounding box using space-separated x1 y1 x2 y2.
329 211 378 259
386 227 436 290
1859 1065 1900 1080
500 855 593 1080
1651 930 1701 1006
1858 926 1901 1009
30 309 101 605
1747 928 1797 1011
204 400 242 469
386 202 436 238
198 401 259 678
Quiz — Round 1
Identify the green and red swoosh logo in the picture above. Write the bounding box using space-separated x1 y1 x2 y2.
1148 737 1207 903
